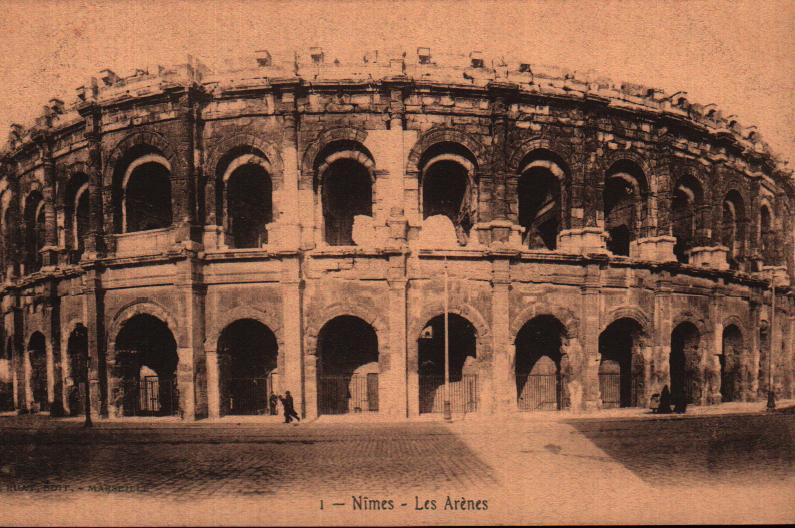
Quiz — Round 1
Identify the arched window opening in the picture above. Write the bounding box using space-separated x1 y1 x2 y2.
517 153 566 250
113 148 172 233
720 325 743 403
420 143 478 246
218 319 278 416
0 332 11 411
215 147 274 248
65 174 90 263
66 325 88 417
604 162 646 256
115 314 178 417
2 207 14 277
74 187 90 259
24 192 45 273
28 332 48 412
315 141 374 246
598 318 645 408
760 204 774 265
515 315 569 411
418 314 478 414
670 322 701 406
721 191 745 270
317 316 379 415
671 176 702 264
227 165 273 248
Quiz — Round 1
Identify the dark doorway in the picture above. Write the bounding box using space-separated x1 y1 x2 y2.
218 319 278 415
515 315 567 411
418 314 479 414
28 332 48 412
66 325 88 417
115 314 178 416
721 325 743 402
317 316 379 414
599 318 644 408
670 322 701 405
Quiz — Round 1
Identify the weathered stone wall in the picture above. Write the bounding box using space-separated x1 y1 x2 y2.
0 50 793 418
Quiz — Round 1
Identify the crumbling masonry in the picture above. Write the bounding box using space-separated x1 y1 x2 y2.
0 48 793 419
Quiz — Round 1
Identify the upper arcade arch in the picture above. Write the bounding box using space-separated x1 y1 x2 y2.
515 149 569 250
603 159 650 256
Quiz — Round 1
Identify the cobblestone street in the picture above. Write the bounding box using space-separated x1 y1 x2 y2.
0 408 793 524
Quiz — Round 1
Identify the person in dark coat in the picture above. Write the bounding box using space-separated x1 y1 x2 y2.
269 392 278 416
658 385 672 414
279 391 301 423
673 388 688 414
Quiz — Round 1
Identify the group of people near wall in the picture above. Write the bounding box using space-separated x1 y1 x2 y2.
269 391 301 423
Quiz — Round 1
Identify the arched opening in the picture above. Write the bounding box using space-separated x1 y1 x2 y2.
2 207 14 278
317 316 379 414
720 325 743 403
760 204 774 265
28 332 48 412
314 142 375 247
24 192 45 273
670 322 701 405
721 191 745 270
598 318 645 408
115 314 178 416
217 319 279 416
604 161 646 256
515 315 568 411
671 176 703 263
113 149 172 233
226 164 272 248
420 143 478 246
66 325 88 416
517 152 566 250
418 313 478 413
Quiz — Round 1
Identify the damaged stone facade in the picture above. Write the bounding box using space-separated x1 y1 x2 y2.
0 48 793 419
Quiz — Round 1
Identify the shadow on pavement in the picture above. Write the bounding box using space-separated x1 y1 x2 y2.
564 413 795 486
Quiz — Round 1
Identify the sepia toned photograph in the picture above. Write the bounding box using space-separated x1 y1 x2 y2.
0 0 793 525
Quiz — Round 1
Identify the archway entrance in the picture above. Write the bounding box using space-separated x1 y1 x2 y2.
66 325 88 417
670 322 701 405
418 314 478 414
721 325 743 402
115 314 178 416
317 316 379 415
515 316 567 411
598 318 644 408
218 319 278 415
28 332 48 412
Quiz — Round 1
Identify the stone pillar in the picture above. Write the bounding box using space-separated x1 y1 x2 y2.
205 349 220 419
491 258 513 414
652 273 674 395
281 257 305 417
706 294 724 405
82 269 105 417
175 257 206 420
748 300 761 400
41 153 59 269
277 110 301 250
383 254 408 418
579 263 602 410
172 91 199 244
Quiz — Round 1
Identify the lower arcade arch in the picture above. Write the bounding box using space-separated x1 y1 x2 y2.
114 314 178 416
65 325 88 416
670 321 702 405
28 332 48 412
598 318 645 408
217 319 279 416
515 315 568 411
316 316 380 415
418 314 479 414
720 324 743 402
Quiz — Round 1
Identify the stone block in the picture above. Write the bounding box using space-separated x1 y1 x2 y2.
688 245 729 269
630 236 677 262
557 227 609 255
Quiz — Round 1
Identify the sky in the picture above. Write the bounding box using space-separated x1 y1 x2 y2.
0 0 793 165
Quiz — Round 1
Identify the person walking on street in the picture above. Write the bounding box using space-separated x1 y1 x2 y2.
269 392 278 416
279 391 301 424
